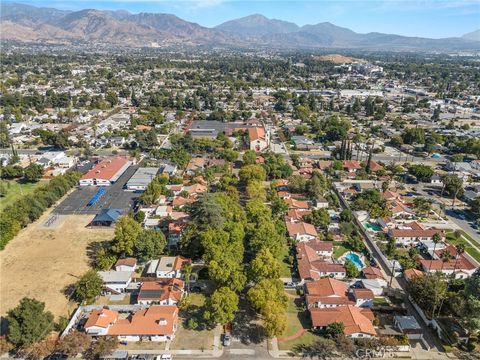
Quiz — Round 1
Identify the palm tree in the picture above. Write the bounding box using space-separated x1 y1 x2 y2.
429 233 442 271
182 263 193 293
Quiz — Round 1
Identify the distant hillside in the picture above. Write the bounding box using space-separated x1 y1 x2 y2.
215 14 299 35
462 29 480 42
1 2 479 51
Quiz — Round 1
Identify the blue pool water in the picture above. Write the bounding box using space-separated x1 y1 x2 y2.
345 252 364 269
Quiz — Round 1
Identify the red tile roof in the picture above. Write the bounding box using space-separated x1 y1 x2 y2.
310 306 376 336
286 222 318 238
81 156 132 181
108 306 178 336
248 127 266 141
85 308 118 329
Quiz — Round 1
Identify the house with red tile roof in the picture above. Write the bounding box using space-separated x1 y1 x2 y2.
285 198 309 210
388 221 444 245
305 278 354 309
419 251 479 279
284 209 311 222
310 305 376 338
137 278 185 305
80 156 133 186
296 242 346 281
343 160 362 173
286 222 318 241
361 267 385 280
248 126 269 152
85 308 118 336
107 306 178 342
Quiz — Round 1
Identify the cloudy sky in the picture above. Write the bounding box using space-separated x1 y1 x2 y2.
11 0 480 38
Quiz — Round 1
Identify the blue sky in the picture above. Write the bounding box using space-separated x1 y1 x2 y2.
11 0 480 38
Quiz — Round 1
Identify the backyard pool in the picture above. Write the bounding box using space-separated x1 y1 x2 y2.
364 222 382 232
345 252 365 269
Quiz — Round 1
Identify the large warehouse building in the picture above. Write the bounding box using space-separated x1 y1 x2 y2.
125 167 159 191
79 156 133 186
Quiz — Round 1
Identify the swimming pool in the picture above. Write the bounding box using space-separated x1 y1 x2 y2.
364 223 382 232
345 252 365 269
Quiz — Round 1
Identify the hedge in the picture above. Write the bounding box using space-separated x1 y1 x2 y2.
0 171 80 250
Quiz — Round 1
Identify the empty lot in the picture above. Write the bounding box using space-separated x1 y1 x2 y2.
0 212 114 319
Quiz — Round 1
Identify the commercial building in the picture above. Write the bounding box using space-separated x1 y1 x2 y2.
79 156 133 186
125 167 159 191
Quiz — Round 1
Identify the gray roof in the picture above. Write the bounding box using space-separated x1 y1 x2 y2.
395 316 421 330
126 167 159 188
99 271 133 283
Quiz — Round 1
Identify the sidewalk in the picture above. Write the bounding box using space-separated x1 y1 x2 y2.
128 335 223 358
268 338 296 358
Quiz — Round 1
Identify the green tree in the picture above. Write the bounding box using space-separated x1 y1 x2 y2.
344 259 359 278
112 216 142 256
262 300 287 338
95 248 117 270
243 150 257 165
408 272 447 319
247 279 288 313
23 163 43 182
325 322 345 338
249 248 281 282
203 287 239 326
408 164 434 182
304 208 330 229
6 297 54 347
73 270 103 304
134 229 166 261
239 164 267 183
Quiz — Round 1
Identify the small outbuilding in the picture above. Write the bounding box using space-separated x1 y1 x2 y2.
91 208 124 227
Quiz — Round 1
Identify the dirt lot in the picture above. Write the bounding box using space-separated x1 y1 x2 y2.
0 212 114 319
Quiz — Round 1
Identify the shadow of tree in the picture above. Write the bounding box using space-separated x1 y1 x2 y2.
232 297 265 345
86 240 111 266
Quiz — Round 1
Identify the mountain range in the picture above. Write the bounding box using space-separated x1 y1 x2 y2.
1 2 479 51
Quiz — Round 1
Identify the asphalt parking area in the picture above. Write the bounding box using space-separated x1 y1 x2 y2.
55 165 141 215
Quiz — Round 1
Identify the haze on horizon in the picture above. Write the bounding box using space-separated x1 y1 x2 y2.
6 0 480 39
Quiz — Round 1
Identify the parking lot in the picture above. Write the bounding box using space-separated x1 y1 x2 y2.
55 165 141 215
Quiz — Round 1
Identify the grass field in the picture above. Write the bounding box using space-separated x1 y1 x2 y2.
278 295 319 350
333 241 350 259
446 231 480 262
277 244 293 278
0 212 114 319
0 180 47 211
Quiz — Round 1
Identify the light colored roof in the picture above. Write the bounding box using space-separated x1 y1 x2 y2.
126 167 159 187
115 258 137 268
99 271 133 283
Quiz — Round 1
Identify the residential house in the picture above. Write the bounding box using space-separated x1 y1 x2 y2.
388 222 444 245
98 271 133 294
115 258 137 272
146 256 191 278
286 222 318 242
136 279 185 305
310 305 376 338
305 278 354 309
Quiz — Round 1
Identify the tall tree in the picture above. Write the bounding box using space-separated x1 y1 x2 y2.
73 270 103 304
112 216 142 256
6 297 54 347
203 287 239 326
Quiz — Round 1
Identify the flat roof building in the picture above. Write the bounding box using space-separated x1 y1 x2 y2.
125 167 159 191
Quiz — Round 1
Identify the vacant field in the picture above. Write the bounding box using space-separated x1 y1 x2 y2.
0 180 47 211
0 212 114 318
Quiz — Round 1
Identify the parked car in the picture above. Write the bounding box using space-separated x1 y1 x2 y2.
223 333 231 346
154 355 172 360
283 281 297 289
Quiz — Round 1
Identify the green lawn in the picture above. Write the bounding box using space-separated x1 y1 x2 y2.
446 231 480 263
278 295 316 350
277 244 293 278
373 297 389 306
0 180 47 211
333 241 350 259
